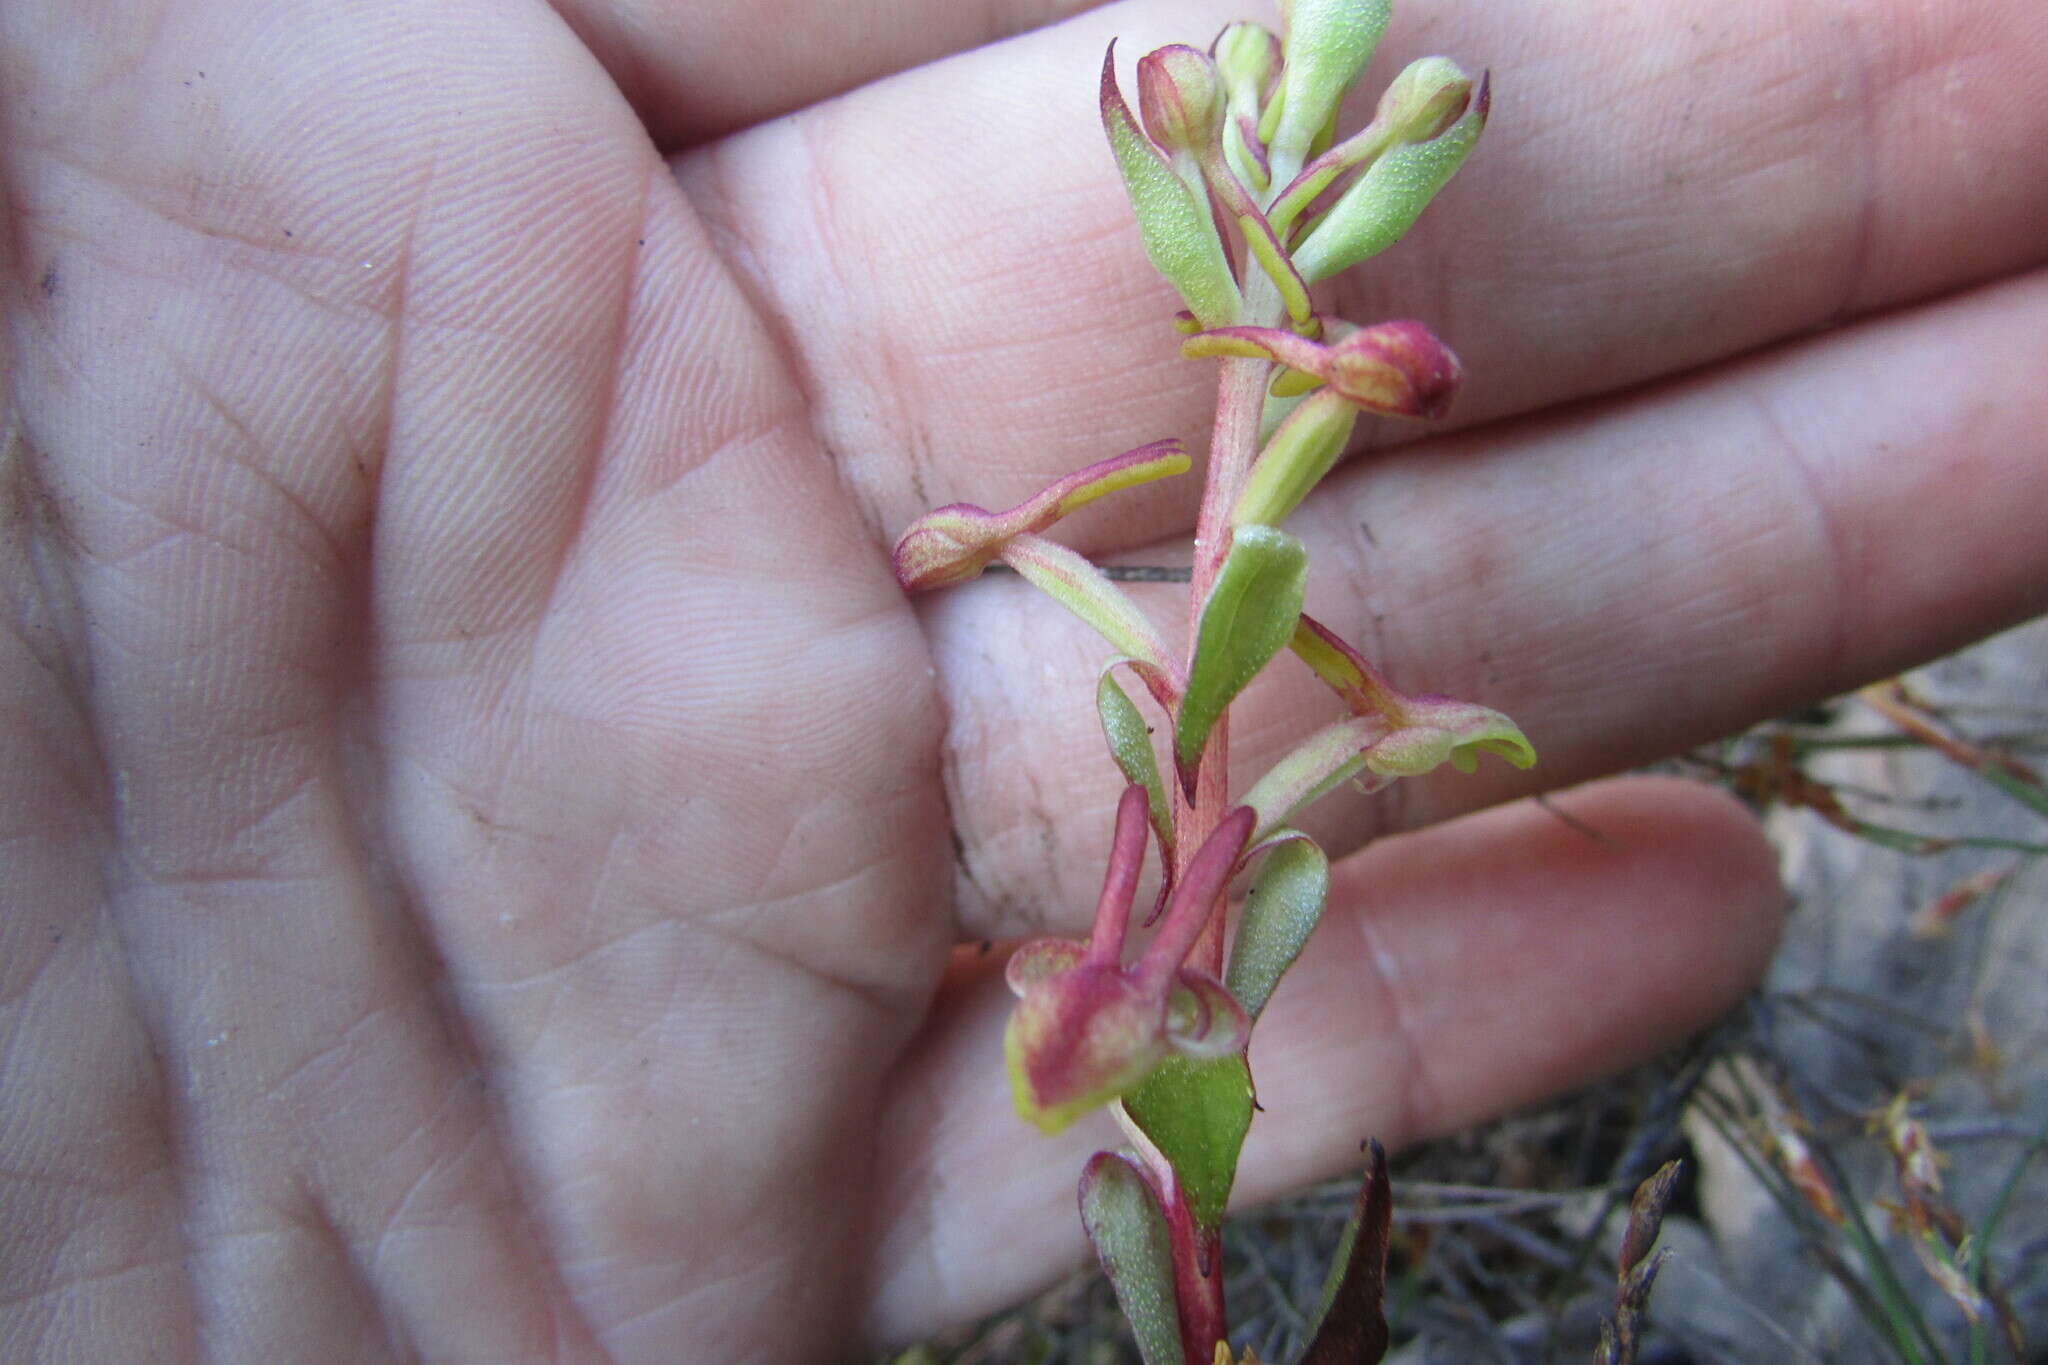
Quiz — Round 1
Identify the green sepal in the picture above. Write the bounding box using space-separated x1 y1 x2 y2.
1098 666 1174 856
1101 44 1242 329
1174 525 1309 789
1000 533 1171 674
1121 1054 1255 1233
1226 833 1331 1021
1291 73 1490 284
1241 715 1382 838
1078 1152 1186 1365
1232 387 1360 529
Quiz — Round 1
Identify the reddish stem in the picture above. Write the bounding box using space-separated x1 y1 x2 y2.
1124 1118 1230 1363
1150 279 1284 1358
1165 1191 1228 1361
1180 309 1282 975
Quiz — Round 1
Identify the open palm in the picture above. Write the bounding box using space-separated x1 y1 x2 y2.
4 0 2044 1359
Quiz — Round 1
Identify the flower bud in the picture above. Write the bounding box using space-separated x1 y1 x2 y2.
1137 44 1224 157
1213 22 1281 108
1359 694 1535 776
1001 804 1256 1132
1183 320 1463 420
891 438 1189 591
1374 55 1474 145
1291 72 1489 283
1213 23 1282 189
1006 962 1172 1134
890 504 1008 592
1325 319 1464 419
1101 44 1242 328
1269 0 1393 172
1289 613 1536 776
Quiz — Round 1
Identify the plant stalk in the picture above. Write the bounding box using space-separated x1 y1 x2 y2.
1156 263 1289 1357
1180 268 1286 980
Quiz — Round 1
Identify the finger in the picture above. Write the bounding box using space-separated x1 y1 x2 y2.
931 266 2048 939
3 2 624 1355
4 0 949 1357
552 0 1113 145
676 0 2048 546
862 775 1783 1345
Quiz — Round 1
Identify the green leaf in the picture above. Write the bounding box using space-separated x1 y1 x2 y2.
1226 834 1330 1020
1078 1153 1185 1365
1101 45 1241 328
1122 1054 1255 1233
1098 668 1174 854
1174 526 1308 785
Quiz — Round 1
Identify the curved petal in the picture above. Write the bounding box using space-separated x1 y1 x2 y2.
1163 969 1251 1059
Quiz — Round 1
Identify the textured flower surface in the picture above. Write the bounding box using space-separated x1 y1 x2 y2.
1003 790 1255 1132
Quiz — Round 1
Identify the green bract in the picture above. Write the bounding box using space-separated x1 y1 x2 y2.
1122 1055 1256 1232
1098 668 1174 854
1226 834 1331 1021
1175 526 1309 785
1101 46 1241 328
1080 1154 1186 1365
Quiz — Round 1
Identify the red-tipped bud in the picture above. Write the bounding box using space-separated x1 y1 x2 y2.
1138 45 1225 157
1184 320 1464 420
1326 320 1464 419
891 503 1010 592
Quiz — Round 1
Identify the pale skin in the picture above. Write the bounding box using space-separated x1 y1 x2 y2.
3 0 2045 1359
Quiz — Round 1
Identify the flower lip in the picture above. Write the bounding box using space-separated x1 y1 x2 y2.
1000 793 1258 1132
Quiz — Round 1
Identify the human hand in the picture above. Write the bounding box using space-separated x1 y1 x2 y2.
3 0 2042 1359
